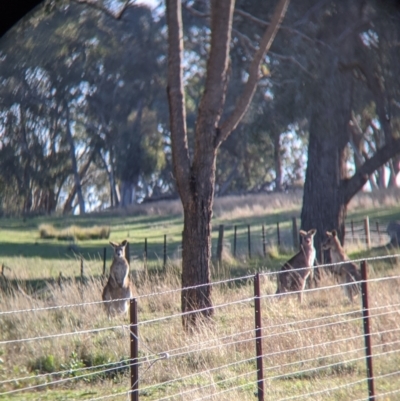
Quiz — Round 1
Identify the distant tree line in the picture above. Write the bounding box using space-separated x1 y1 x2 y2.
0 0 399 221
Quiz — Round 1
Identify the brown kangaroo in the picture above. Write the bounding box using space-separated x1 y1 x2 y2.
102 240 133 317
276 229 317 303
322 230 361 302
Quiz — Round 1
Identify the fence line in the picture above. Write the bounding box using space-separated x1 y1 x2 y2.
2 255 400 400
3 319 399 390
3 294 398 348
2 252 399 318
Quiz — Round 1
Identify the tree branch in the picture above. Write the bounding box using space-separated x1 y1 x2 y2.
73 0 134 19
234 7 330 48
217 0 290 145
166 0 191 201
342 138 400 204
268 51 314 78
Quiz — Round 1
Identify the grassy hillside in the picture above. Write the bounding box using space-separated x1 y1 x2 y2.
1 189 400 400
1 188 400 279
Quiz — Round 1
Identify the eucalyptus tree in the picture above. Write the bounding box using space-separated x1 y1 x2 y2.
0 1 170 214
166 0 290 327
299 0 400 251
0 2 104 215
83 4 169 206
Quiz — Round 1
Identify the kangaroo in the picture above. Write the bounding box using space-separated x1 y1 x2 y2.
102 240 133 317
322 230 361 302
275 229 317 303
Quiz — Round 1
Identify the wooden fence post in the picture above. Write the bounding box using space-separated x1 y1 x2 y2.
351 220 355 243
130 298 139 401
364 217 371 249
360 260 375 400
254 273 265 401
292 217 299 250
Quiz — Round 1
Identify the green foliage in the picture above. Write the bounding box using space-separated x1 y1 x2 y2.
60 351 86 378
29 354 57 374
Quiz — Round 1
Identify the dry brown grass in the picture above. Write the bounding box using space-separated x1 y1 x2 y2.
39 224 111 241
102 187 400 221
1 253 400 400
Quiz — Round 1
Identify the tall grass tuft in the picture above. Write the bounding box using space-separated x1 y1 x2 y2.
38 224 111 241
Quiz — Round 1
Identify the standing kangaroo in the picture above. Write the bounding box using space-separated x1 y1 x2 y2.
102 240 133 317
322 230 361 302
276 229 317 303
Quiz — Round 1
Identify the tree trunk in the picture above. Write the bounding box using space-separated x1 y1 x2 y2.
301 110 349 255
181 190 214 329
388 156 400 188
301 1 400 253
63 148 95 214
120 181 136 206
273 130 283 191
166 0 290 329
301 2 356 253
65 105 86 214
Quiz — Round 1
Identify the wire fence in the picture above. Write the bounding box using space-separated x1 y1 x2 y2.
1 254 400 400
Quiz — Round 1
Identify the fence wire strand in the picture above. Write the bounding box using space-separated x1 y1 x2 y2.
2 252 400 400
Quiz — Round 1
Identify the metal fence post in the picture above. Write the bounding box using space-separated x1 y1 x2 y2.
262 225 266 257
80 258 84 280
376 222 381 244
126 242 131 265
217 225 224 265
364 217 371 249
163 234 167 270
292 217 299 250
102 247 107 276
233 225 237 258
144 238 148 276
360 260 375 401
130 298 139 401
254 273 265 401
276 221 281 247
248 225 251 259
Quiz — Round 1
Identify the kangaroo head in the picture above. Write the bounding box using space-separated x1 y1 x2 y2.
110 240 128 258
322 230 340 250
299 229 316 248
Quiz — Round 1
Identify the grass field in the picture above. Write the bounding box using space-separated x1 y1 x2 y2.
1 189 400 400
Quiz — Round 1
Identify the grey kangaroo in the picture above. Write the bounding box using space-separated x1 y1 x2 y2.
322 230 361 302
276 229 317 303
102 240 133 317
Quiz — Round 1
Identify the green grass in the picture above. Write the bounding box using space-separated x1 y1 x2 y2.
1 190 400 400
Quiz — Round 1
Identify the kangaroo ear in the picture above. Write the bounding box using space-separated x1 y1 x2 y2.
121 240 128 247
299 230 307 237
326 231 332 237
308 229 317 236
332 230 337 237
109 241 118 248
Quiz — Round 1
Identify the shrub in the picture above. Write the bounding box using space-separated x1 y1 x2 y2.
29 354 57 374
38 224 110 241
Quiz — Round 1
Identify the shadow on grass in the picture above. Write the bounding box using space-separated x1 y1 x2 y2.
0 274 103 295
